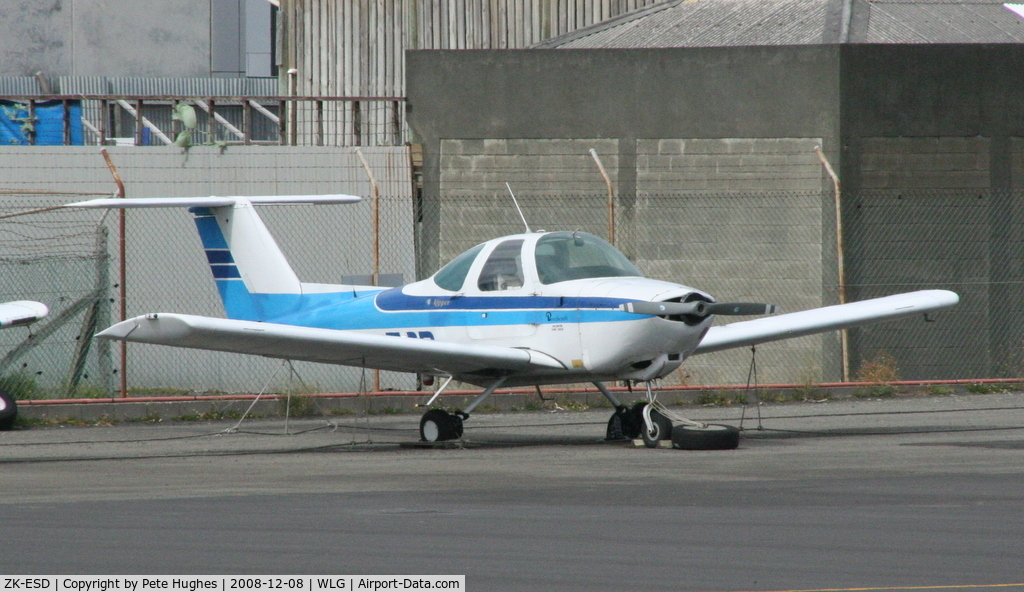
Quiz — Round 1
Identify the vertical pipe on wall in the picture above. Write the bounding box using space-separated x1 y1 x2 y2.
356 148 381 390
287 68 298 145
589 148 615 245
815 146 849 383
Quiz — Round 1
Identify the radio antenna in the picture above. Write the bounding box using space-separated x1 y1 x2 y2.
506 182 532 233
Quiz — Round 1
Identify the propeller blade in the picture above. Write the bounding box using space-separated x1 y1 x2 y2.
705 302 778 316
619 301 708 316
619 301 777 317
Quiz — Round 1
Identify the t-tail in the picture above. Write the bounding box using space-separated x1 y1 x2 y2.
65 195 373 322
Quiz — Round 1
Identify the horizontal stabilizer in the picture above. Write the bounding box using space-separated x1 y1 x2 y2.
96 313 565 376
693 289 959 354
65 195 361 209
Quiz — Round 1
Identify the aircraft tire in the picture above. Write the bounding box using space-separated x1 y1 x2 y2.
0 387 17 431
640 407 673 449
450 413 464 439
606 406 640 440
671 424 740 450
419 409 458 442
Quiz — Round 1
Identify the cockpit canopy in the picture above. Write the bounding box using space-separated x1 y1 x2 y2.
432 231 643 292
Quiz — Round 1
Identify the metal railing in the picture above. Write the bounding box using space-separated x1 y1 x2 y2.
0 95 407 147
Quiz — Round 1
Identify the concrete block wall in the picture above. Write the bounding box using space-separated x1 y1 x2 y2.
844 137 999 378
437 138 618 265
859 137 991 190
436 136 838 384
636 138 827 193
633 137 832 384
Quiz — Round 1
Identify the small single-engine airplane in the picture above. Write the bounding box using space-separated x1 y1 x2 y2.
67 195 958 448
0 300 49 430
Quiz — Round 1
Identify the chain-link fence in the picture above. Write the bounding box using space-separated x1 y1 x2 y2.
0 197 115 399
0 188 1007 399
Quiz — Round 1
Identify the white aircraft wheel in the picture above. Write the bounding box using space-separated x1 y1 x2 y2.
671 424 740 450
0 388 17 431
419 409 460 442
640 407 673 449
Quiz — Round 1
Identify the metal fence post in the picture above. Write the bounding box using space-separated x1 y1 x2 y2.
101 149 128 397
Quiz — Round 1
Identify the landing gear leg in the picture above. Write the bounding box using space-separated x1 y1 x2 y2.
418 376 507 442
638 381 672 448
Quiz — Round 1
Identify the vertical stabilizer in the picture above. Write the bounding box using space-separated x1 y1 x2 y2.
65 194 361 322
192 200 303 320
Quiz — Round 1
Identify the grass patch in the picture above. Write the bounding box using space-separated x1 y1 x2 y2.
856 351 900 383
0 372 44 400
173 407 243 422
695 391 737 406
128 387 193 397
966 383 1008 394
280 393 321 417
853 385 897 399
366 405 404 415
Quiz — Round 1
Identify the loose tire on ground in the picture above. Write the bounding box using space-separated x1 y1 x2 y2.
0 388 17 431
671 424 740 450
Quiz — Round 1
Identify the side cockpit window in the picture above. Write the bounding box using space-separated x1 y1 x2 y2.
478 239 525 292
433 244 485 292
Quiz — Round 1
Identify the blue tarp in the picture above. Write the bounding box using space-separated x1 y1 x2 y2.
0 100 84 145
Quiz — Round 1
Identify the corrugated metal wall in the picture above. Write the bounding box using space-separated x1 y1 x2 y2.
278 1 661 97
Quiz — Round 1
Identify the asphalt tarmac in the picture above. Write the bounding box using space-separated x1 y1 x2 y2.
3 393 1024 592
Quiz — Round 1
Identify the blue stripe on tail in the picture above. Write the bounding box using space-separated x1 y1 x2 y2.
190 208 267 321
188 206 371 324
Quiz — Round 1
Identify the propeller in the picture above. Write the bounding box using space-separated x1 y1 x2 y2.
619 300 778 317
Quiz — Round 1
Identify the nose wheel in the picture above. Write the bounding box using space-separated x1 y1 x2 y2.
419 409 465 442
637 401 673 448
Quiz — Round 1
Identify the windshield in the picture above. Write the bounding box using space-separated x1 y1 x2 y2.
534 232 642 285
433 243 485 291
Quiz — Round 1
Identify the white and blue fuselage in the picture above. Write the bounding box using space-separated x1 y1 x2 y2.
191 200 708 385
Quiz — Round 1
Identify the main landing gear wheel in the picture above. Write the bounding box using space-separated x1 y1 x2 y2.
0 388 17 431
606 405 641 440
637 404 673 449
671 423 740 450
419 409 464 442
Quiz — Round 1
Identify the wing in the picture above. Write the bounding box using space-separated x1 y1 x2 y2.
692 290 958 355
96 313 565 377
0 300 49 328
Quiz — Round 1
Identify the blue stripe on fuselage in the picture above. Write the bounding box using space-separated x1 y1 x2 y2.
255 286 637 330
373 286 632 313
216 281 383 322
